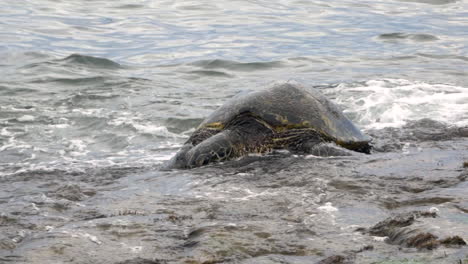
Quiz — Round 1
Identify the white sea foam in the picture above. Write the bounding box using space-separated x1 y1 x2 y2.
327 79 468 130
429 207 440 214
132 123 179 137
49 123 70 129
109 114 183 138
68 139 88 152
129 245 143 253
318 202 339 212
64 230 102 245
373 236 388 242
17 115 35 122
1 128 13 136
72 108 105 116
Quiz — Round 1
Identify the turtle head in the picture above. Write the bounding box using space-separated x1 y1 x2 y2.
162 132 234 170
161 144 192 170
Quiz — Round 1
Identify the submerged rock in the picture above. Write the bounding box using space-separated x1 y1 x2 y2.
316 254 354 264
364 210 467 250
115 258 166 264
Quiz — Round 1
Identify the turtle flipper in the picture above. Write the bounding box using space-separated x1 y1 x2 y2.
280 130 353 156
302 142 355 156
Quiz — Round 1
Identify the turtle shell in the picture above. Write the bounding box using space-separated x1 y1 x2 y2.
199 83 371 147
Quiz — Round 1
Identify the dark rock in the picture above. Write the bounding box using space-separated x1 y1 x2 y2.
115 258 167 264
440 236 467 247
54 184 87 201
368 211 435 236
366 210 466 250
405 232 439 249
316 254 354 264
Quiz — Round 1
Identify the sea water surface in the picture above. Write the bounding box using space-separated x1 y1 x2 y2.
1 0 468 263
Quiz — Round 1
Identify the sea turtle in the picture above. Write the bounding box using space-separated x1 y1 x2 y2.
165 83 371 169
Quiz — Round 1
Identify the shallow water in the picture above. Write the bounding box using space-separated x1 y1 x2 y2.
1 0 468 263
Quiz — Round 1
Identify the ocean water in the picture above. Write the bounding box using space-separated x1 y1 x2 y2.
0 0 467 263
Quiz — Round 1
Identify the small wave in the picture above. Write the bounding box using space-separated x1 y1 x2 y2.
165 117 204 133
397 0 458 5
60 54 122 69
187 70 234 78
16 115 35 122
20 54 123 71
190 59 284 72
0 86 37 96
114 4 144 9
318 202 339 213
416 53 468 62
30 76 107 85
377 33 439 42
67 92 120 102
15 54 125 85
327 79 468 130
132 124 178 137
108 117 184 138
0 51 54 68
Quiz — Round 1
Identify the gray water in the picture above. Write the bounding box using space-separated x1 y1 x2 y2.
1 0 468 263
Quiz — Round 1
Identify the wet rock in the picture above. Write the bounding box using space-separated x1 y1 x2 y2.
355 245 374 253
73 209 107 221
368 119 467 152
402 119 459 141
181 223 311 263
316 254 354 264
328 180 367 194
404 232 439 250
166 214 193 224
54 184 87 201
365 210 467 250
454 204 468 213
368 210 436 236
440 236 467 247
114 209 146 216
459 127 468 137
115 258 167 264
381 197 454 209
52 201 72 212
315 245 374 264
0 214 17 226
459 171 468 181
0 237 17 250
